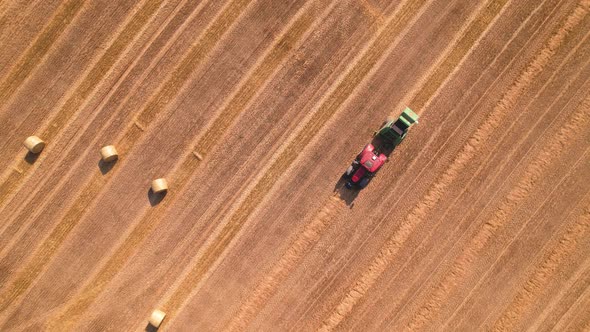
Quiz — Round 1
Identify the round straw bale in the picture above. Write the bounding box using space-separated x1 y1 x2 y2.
151 178 168 194
23 136 45 154
149 309 166 328
100 145 118 162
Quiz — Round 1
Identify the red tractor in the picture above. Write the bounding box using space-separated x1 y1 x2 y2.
342 107 419 189
343 144 387 189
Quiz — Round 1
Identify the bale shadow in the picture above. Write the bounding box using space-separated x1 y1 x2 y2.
145 323 159 332
98 159 117 175
24 151 39 164
148 188 167 206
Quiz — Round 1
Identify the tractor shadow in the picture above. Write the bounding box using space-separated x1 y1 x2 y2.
333 178 359 208
333 132 398 208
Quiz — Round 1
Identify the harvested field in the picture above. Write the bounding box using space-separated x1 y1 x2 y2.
0 0 589 330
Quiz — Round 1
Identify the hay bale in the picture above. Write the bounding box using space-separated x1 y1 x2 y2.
99 145 118 162
149 309 166 328
23 136 45 154
151 178 168 194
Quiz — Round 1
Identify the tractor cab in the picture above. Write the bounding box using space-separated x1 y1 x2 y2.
376 107 419 148
357 144 386 173
344 144 387 189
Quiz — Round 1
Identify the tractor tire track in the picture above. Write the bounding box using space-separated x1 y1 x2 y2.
492 206 590 330
403 74 590 331
0 0 167 209
0 0 245 264
555 272 590 332
0 0 187 268
0 0 62 78
0 0 255 314
225 196 346 331
158 0 433 321
435 38 590 330
379 24 590 330
408 0 511 111
223 0 510 328
533 255 590 331
0 0 217 254
291 1 566 327
0 0 85 103
359 20 590 331
445 136 590 330
42 1 329 329
66 1 403 328
319 2 590 329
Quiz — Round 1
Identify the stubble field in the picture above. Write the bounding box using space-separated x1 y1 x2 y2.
0 0 589 330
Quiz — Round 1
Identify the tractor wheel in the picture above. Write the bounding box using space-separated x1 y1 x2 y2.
359 177 371 189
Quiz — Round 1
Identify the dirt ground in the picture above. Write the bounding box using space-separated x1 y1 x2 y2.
0 0 589 330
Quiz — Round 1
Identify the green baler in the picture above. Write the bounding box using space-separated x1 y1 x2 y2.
376 107 419 148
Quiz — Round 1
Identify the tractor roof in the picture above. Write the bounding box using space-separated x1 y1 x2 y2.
359 146 386 172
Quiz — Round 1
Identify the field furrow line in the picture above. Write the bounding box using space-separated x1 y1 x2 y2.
449 59 590 332
492 206 590 330
68 0 406 326
192 2 326 155
319 2 590 329
225 196 346 331
417 26 590 329
408 0 510 111
157 0 433 323
451 144 590 330
0 0 22 18
358 0 386 28
0 1 226 254
41 1 325 329
0 1 56 72
142 0 403 281
378 26 590 331
0 0 586 330
313 0 523 328
404 73 590 332
532 253 590 331
0 0 182 265
0 1 8 18
0 0 214 253
557 279 590 332
0 0 167 209
538 256 590 331
0 0 85 102
296 0 565 326
0 0 255 314
284 0 521 327
0 0 170 271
